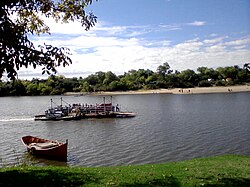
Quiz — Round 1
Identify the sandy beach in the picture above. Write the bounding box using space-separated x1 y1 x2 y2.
65 85 250 96
171 85 250 94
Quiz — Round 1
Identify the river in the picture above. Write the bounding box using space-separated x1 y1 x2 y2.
0 92 249 167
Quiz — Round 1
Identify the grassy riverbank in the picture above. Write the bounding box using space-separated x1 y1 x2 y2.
1 155 250 186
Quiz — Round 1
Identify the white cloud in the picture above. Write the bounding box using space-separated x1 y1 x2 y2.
175 40 203 52
18 19 250 79
225 37 250 46
205 44 226 53
209 33 218 37
159 24 182 31
203 37 226 44
187 21 206 26
233 45 247 50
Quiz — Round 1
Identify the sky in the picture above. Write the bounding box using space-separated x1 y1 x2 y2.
18 0 250 79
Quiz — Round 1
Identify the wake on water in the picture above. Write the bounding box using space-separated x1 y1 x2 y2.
0 118 34 122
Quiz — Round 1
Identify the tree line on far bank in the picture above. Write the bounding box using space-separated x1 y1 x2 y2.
0 63 250 96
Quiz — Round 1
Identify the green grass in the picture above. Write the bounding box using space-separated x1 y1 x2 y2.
0 155 250 186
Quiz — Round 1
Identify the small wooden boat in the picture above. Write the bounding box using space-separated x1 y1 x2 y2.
21 136 68 161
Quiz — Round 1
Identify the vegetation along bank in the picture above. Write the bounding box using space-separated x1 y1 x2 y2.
0 155 250 186
1 63 250 96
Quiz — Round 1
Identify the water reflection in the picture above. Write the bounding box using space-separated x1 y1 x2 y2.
21 153 68 167
0 93 250 167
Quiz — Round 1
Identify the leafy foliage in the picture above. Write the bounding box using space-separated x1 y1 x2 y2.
0 0 97 80
1 63 250 96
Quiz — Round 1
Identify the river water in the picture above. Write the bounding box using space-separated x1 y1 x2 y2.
0 92 249 167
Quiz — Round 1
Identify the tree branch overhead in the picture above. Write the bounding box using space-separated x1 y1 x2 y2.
0 0 97 80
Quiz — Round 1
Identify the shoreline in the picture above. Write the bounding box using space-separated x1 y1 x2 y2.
1 155 249 186
65 85 250 96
